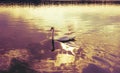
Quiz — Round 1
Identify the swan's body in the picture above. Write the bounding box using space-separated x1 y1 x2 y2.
56 36 75 43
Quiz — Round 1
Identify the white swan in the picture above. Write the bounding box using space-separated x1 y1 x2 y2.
50 27 78 55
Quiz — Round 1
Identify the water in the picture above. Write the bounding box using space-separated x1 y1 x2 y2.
0 5 120 73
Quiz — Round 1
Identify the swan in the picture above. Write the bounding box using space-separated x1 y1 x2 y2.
50 27 78 55
50 27 75 43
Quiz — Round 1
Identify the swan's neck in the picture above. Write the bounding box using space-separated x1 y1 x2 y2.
51 29 54 40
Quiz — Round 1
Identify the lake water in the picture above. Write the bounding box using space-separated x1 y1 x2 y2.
0 5 120 73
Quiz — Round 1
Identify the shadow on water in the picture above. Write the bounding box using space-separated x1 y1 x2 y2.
0 58 38 73
26 40 62 60
82 64 111 73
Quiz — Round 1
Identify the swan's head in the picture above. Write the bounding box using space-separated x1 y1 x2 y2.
50 27 54 31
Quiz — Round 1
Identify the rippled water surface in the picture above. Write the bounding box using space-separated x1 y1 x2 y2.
0 5 120 73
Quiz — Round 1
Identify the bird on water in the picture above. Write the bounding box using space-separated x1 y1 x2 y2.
50 27 76 52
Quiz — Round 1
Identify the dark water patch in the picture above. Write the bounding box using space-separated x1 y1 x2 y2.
0 56 10 70
113 67 120 73
0 58 38 73
42 71 63 73
92 56 111 67
82 64 111 73
103 54 120 66
109 53 119 58
94 48 105 54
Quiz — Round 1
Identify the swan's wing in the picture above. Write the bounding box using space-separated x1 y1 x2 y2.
56 36 75 42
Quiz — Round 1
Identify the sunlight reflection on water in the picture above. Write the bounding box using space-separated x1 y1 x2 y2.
1 5 120 45
0 4 120 73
